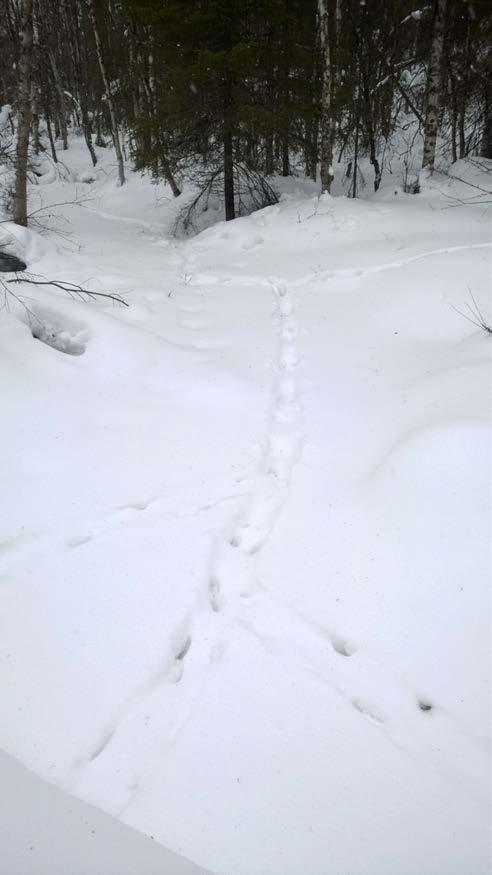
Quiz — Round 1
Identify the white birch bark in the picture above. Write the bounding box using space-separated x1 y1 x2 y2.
14 0 34 226
318 0 341 193
422 0 447 172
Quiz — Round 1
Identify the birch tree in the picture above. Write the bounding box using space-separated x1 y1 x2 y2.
421 0 447 172
13 0 34 226
318 0 342 193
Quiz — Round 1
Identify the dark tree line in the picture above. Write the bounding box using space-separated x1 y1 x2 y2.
0 0 490 227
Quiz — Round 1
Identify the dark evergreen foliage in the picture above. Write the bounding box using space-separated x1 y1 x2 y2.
0 0 490 224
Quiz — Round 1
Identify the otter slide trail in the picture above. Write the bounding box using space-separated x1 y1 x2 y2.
0 141 490 875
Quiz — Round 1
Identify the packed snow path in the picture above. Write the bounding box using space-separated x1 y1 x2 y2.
0 150 490 875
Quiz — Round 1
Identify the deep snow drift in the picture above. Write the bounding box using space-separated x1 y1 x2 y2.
0 140 491 875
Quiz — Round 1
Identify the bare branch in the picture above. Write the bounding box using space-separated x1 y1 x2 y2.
451 290 492 335
8 277 128 306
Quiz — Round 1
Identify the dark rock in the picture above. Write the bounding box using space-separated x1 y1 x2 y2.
0 251 27 272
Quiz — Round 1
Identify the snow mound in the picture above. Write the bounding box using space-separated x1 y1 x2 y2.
22 305 88 355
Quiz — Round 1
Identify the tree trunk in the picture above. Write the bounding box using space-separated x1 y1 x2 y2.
95 112 106 147
59 110 68 150
458 105 466 158
362 70 381 191
68 1 98 168
223 66 235 221
81 105 97 166
86 0 125 185
458 17 471 159
140 63 180 196
160 151 181 197
352 4 363 200
352 90 361 198
45 107 58 163
264 25 275 177
223 124 235 221
30 2 40 157
265 131 274 176
481 49 492 159
367 129 381 191
318 0 334 192
48 53 68 149
31 88 40 156
447 59 458 163
304 118 318 181
281 130 289 177
14 0 34 227
422 0 447 172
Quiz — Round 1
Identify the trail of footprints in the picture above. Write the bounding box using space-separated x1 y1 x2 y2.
171 278 438 734
75 277 445 814
206 282 302 611
76 282 304 794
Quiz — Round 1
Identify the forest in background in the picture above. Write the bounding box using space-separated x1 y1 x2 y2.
0 0 491 229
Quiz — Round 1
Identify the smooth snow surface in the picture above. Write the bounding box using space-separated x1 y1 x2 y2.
0 751 211 875
0 141 491 874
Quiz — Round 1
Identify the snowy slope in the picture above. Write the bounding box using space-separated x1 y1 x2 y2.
0 141 491 874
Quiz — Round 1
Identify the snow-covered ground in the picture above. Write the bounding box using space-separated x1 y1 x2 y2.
0 750 211 875
1 139 491 874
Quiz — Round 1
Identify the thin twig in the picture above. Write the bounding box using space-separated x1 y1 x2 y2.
8 277 128 306
0 279 45 326
451 290 492 334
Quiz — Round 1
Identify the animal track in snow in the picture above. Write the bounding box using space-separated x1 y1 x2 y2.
330 633 357 658
187 278 303 600
351 698 386 726
78 620 200 777
168 633 193 683
208 574 222 613
65 533 93 549
128 499 150 511
88 726 117 763
0 530 37 556
174 635 192 662
195 243 492 292
229 487 286 555
418 700 433 713
216 281 303 610
60 489 247 561
63 501 152 551
304 242 492 286
73 278 304 794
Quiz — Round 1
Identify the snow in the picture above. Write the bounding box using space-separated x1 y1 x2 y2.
0 138 491 874
0 750 211 874
0 104 12 130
